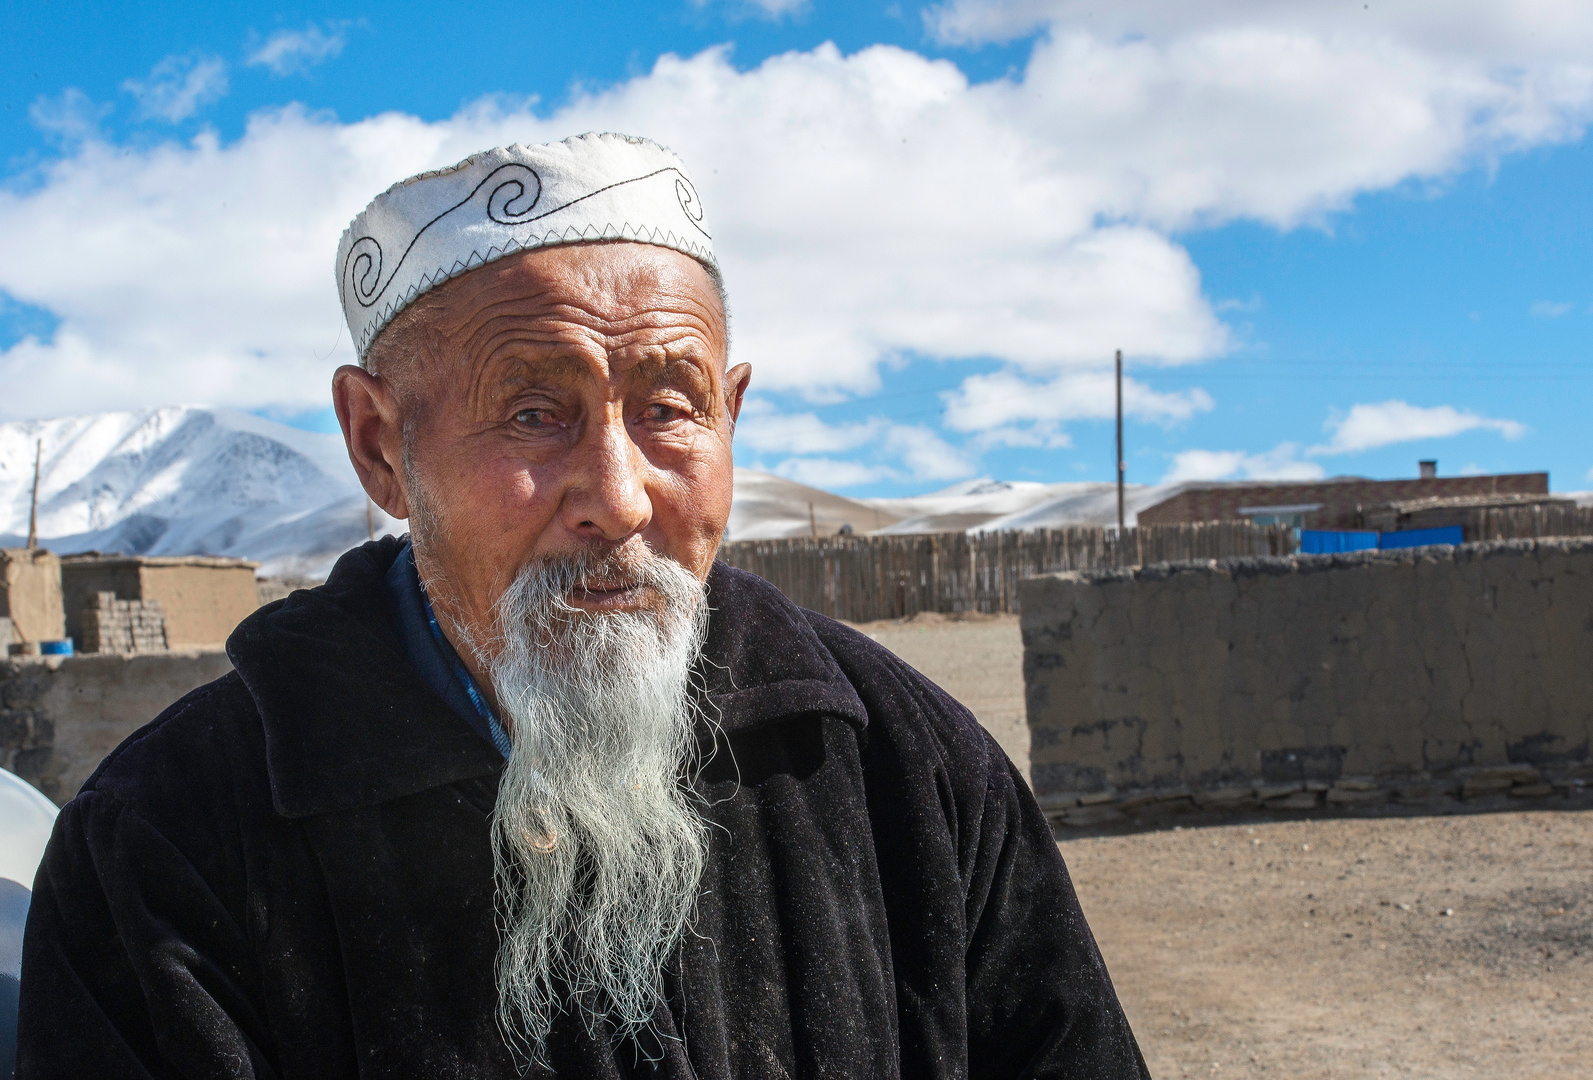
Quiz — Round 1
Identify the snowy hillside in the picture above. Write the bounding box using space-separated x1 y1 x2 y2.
726 470 901 540
974 481 1186 531
0 407 395 577
0 407 1191 579
864 478 1185 532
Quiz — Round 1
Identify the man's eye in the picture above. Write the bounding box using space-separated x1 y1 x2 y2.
515 409 551 427
642 403 684 422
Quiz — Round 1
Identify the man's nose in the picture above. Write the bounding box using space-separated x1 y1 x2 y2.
559 410 652 542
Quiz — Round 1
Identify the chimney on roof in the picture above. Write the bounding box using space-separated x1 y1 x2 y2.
1419 460 1437 480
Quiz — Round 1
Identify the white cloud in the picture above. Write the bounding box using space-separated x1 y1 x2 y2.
883 424 975 481
1214 293 1262 314
927 2 1593 63
1314 400 1527 455
971 424 1071 450
694 0 810 19
28 89 112 144
774 457 891 489
738 404 972 483
122 55 229 123
942 370 1213 434
1165 398 1532 481
750 0 809 14
1530 299 1574 317
1161 443 1324 483
735 406 885 455
926 2 1593 227
3 11 1592 430
247 24 348 77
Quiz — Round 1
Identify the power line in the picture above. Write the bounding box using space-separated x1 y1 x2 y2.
745 356 1593 427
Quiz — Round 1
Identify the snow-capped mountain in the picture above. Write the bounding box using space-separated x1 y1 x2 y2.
0 407 1191 578
0 407 393 577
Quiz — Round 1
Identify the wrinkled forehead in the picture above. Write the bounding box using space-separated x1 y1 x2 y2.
381 242 728 401
444 241 724 352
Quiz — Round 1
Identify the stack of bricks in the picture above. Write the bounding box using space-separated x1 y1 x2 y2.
80 592 167 654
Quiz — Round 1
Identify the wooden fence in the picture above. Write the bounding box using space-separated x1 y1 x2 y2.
718 505 1593 622
717 522 1298 622
1465 504 1593 542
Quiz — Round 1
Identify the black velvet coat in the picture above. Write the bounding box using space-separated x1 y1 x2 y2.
18 539 1147 1079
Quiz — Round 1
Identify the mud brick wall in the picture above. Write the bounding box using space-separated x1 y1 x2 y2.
0 549 64 645
0 651 233 805
61 557 259 651
1136 473 1548 529
80 593 168 654
1019 539 1593 825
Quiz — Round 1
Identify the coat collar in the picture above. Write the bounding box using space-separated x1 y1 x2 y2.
229 538 867 819
696 560 870 734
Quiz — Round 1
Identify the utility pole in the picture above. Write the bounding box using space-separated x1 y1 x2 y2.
26 438 42 549
1115 350 1125 533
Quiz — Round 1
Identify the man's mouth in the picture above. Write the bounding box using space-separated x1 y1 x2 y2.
569 579 647 609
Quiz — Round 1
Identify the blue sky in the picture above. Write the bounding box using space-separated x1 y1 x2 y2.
3 0 1591 495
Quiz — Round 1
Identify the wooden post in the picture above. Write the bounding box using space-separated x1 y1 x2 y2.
809 502 818 540
1115 349 1125 534
969 540 977 614
26 438 41 550
996 530 1005 612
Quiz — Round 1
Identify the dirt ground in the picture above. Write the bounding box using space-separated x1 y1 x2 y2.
852 614 1593 1079
1068 811 1593 1079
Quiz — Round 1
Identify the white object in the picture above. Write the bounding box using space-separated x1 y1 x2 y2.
336 132 717 360
0 770 55 891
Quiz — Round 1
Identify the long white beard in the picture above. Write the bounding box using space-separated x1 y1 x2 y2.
462 544 709 1065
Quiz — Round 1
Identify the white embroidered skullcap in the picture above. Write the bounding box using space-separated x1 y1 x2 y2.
336 132 716 360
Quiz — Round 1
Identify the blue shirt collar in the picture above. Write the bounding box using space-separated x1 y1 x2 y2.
382 541 512 758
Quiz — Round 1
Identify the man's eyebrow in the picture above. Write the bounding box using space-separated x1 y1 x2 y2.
620 352 714 388
490 352 591 391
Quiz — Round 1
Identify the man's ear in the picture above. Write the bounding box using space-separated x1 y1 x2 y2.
332 365 411 520
724 362 752 428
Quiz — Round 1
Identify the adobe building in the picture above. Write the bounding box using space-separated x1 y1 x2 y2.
60 554 260 650
0 548 66 647
1137 462 1551 531
1362 491 1577 533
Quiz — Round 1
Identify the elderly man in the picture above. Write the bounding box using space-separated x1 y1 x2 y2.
19 134 1147 1078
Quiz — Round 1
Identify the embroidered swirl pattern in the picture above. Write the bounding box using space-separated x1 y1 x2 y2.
674 176 708 237
342 159 713 335
343 163 544 310
484 165 544 225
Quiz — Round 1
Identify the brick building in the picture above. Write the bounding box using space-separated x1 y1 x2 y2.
1137 470 1550 530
